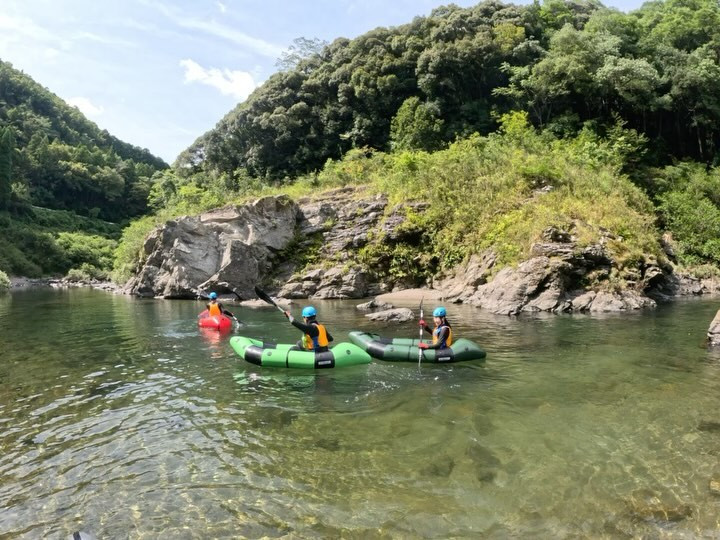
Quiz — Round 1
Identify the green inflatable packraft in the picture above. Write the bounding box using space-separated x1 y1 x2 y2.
348 331 486 363
230 336 372 369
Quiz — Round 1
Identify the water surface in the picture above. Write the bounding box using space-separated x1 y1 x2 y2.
1 288 720 538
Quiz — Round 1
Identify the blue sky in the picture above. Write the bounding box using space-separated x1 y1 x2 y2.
0 0 645 164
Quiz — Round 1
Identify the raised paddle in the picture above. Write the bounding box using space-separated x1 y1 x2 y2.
418 297 424 366
254 285 286 314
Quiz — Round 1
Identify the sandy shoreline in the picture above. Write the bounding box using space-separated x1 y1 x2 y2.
375 288 447 302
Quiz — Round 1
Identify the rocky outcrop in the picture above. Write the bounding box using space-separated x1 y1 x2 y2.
276 189 419 299
708 310 720 346
436 227 666 314
125 189 713 314
125 188 398 299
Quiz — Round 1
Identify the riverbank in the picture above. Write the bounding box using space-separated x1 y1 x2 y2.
9 276 121 293
375 288 445 303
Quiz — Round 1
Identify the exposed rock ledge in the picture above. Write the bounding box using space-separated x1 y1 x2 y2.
123 189 720 314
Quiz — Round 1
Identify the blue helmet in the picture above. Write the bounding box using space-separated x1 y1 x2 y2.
433 306 446 317
209 292 218 300
302 306 317 318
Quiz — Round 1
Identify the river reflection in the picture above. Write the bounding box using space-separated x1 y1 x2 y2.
1 288 720 538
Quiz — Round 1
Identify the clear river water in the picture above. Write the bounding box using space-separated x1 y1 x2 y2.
1 287 720 539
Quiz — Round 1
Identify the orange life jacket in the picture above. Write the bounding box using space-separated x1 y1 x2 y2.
208 301 222 317
302 323 329 351
432 324 453 348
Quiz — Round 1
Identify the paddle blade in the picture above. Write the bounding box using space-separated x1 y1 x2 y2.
254 285 276 306
418 296 424 365
254 285 286 312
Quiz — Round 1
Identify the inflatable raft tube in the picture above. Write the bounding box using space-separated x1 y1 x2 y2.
348 331 486 363
230 336 372 369
198 309 233 331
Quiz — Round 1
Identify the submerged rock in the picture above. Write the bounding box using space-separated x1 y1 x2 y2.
697 420 720 432
355 299 394 311
365 308 414 322
625 488 693 523
710 473 720 496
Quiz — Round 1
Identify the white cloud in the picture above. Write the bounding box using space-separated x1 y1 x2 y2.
66 97 105 117
179 19 284 58
0 13 55 43
143 0 283 58
217 1 227 13
72 31 137 48
180 59 257 101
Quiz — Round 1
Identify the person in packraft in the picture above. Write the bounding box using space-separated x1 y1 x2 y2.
418 306 453 350
284 306 334 352
205 292 236 320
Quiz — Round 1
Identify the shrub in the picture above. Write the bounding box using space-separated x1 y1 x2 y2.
0 269 9 290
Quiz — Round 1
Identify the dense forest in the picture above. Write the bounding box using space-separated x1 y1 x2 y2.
0 60 167 220
0 60 167 279
177 0 720 182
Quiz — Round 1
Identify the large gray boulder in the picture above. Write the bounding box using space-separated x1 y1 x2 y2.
365 308 415 322
124 196 298 298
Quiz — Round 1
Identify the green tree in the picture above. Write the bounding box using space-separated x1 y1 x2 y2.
276 37 329 71
390 97 444 151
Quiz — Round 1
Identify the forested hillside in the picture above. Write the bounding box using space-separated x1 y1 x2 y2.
177 0 720 182
0 60 167 278
127 0 720 292
0 60 167 220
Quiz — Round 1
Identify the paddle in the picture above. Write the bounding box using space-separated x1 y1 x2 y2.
418 297 424 366
254 285 286 314
224 310 242 327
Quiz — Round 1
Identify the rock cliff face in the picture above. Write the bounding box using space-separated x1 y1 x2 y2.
125 188 712 313
434 228 667 314
124 196 299 299
125 188 396 299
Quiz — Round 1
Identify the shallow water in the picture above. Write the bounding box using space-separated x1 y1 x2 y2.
1 288 720 538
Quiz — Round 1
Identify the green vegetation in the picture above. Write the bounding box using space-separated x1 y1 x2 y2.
0 59 166 278
0 269 9 291
0 206 120 278
656 163 720 266
0 125 14 209
179 0 720 182
345 112 661 284
0 60 167 221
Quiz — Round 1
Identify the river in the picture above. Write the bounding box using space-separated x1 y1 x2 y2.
1 288 719 538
